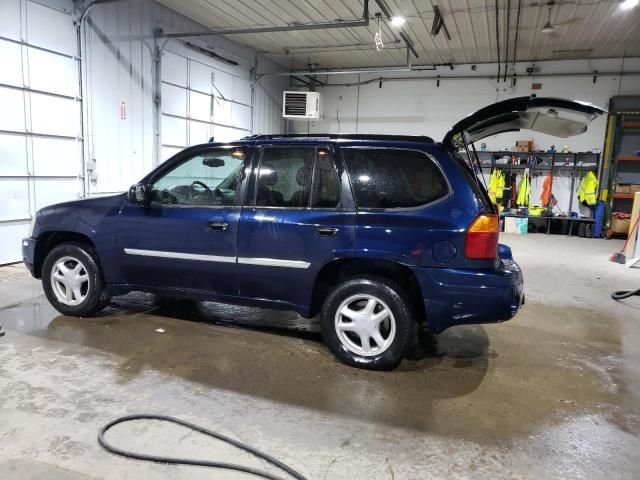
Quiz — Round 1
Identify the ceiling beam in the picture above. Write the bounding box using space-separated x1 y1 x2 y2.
154 0 369 39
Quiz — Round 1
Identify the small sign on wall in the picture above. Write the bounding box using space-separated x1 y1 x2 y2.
120 101 126 120
531 83 542 90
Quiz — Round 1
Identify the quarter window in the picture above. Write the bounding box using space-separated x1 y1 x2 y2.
151 147 246 206
256 146 340 208
342 148 448 209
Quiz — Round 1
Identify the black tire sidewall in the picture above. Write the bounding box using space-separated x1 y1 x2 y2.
42 243 106 317
320 276 416 370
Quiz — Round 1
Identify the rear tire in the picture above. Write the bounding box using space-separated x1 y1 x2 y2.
42 242 109 317
320 276 417 370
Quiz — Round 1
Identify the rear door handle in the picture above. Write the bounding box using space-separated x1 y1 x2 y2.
316 227 339 237
207 221 229 231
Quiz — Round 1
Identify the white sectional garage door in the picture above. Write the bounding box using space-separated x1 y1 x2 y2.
0 0 82 264
160 42 253 162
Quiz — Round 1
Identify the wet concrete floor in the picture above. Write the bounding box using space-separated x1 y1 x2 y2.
0 235 639 479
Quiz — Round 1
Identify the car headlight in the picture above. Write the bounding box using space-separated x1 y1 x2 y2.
28 215 37 237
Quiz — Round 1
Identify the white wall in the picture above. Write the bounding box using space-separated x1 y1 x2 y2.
83 0 288 195
290 58 640 218
0 0 288 263
0 0 83 264
291 58 640 153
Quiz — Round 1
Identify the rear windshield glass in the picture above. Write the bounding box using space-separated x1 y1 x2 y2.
342 148 448 209
451 153 494 212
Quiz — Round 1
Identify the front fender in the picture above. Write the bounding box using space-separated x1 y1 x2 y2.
32 194 127 282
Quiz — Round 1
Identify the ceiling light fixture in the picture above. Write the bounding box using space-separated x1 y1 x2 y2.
541 2 555 34
620 0 639 10
390 16 406 27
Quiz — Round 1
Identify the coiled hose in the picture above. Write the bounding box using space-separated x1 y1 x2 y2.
611 288 640 301
98 414 308 480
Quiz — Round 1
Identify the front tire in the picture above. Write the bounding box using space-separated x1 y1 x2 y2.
320 276 417 370
42 242 109 317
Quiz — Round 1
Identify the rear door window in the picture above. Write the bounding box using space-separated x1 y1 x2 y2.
341 148 448 209
311 148 340 208
255 146 340 208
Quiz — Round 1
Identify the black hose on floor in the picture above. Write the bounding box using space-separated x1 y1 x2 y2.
98 414 309 480
611 288 640 301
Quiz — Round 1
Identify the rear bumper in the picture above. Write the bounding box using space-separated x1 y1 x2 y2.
21 237 37 276
413 258 524 333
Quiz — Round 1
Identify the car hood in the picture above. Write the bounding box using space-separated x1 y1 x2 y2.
442 96 606 150
38 193 126 213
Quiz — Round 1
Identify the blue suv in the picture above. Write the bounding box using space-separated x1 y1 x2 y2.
21 97 603 370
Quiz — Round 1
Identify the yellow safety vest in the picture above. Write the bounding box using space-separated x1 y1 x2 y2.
516 173 530 207
488 169 505 204
578 171 598 206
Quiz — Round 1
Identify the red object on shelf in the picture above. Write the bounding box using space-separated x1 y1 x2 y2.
613 193 636 200
612 212 631 220
618 155 640 162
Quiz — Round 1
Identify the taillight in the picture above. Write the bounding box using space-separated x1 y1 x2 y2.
465 214 499 259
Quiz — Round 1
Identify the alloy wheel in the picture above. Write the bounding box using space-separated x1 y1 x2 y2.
50 256 90 306
334 294 396 357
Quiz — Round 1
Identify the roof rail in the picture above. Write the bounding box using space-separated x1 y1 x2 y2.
241 133 435 143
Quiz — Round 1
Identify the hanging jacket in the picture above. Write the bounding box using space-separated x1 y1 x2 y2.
496 170 505 199
488 169 505 204
578 171 598 206
488 170 498 203
516 170 530 207
540 174 552 206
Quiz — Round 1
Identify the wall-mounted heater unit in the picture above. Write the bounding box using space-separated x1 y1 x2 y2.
282 91 321 119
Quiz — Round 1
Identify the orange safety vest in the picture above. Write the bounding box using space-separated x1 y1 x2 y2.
540 174 552 206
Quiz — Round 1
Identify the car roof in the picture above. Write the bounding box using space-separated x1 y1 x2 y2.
209 133 435 145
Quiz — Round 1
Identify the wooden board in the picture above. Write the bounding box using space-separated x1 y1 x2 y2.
624 192 640 263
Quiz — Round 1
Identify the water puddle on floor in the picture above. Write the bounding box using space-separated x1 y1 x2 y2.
1 293 639 442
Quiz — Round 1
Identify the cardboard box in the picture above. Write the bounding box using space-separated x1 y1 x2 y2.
610 218 630 234
630 185 640 193
515 140 533 152
616 184 631 194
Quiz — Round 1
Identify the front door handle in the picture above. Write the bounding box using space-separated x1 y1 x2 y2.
207 221 229 231
316 227 339 237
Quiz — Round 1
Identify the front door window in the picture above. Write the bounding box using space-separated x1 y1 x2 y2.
151 147 246 207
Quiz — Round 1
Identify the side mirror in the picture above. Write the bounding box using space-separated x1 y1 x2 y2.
129 183 150 206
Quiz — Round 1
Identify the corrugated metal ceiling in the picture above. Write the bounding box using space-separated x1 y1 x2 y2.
156 0 640 70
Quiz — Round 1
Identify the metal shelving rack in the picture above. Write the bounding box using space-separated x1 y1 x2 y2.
602 96 640 237
608 118 640 213
476 150 602 235
477 151 601 212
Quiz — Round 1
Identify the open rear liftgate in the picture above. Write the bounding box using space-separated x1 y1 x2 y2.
443 95 606 204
